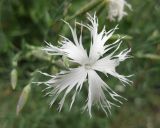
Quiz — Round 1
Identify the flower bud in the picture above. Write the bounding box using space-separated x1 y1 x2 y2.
16 84 31 116
11 69 18 90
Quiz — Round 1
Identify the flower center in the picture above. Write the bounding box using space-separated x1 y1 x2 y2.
84 63 92 70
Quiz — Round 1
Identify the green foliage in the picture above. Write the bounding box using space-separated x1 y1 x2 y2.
0 0 160 128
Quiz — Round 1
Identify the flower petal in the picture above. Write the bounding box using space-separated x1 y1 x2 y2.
42 67 87 111
85 70 123 117
43 22 88 65
60 36 88 64
92 46 132 85
86 13 117 62
108 0 132 21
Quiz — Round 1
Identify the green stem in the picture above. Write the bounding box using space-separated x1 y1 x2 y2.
65 0 103 21
136 53 160 60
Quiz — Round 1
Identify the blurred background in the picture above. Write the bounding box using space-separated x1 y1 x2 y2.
0 0 160 128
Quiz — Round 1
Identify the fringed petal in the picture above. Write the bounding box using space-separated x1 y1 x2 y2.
85 70 124 117
40 67 87 111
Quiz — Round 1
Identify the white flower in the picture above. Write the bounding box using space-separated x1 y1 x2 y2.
108 0 132 21
38 14 132 117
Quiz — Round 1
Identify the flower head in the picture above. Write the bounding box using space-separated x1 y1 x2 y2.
38 14 132 117
108 0 132 21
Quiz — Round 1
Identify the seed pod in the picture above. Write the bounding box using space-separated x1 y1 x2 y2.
16 84 31 116
11 69 18 90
